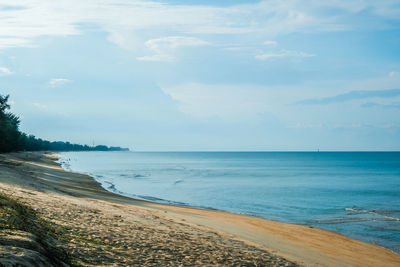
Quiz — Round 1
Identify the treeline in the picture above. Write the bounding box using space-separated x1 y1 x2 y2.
0 94 129 153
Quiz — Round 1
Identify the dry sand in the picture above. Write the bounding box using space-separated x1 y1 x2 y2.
0 152 399 266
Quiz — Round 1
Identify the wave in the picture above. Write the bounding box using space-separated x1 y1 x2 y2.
173 179 184 185
58 160 71 171
99 180 188 206
345 207 400 221
56 151 400 253
119 173 148 179
311 207 400 225
103 181 116 191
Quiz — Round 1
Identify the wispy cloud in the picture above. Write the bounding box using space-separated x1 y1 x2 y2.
289 122 400 129
264 40 277 46
161 83 276 119
0 0 399 51
33 102 47 109
223 46 253 51
255 50 315 60
0 37 34 49
137 36 208 62
0 67 12 76
296 89 400 105
49 78 71 87
362 102 400 109
0 5 27 11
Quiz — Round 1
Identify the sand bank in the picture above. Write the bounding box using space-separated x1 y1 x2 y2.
0 152 399 266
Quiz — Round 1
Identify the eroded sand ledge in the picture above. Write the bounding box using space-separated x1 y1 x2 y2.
0 152 399 266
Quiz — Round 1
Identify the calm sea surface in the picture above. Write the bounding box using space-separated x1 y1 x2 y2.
58 151 400 252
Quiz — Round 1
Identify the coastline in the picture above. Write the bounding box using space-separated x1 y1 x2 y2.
0 152 399 266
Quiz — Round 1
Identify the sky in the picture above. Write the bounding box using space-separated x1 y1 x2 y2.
1 0 400 151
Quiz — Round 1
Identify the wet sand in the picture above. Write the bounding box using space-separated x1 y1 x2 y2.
0 152 399 266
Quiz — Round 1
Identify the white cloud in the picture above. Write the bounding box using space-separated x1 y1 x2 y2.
146 36 208 50
137 36 208 62
350 72 400 91
0 67 13 76
222 46 254 51
33 102 47 109
0 0 399 51
49 78 71 87
136 54 174 62
289 122 400 130
0 37 33 49
161 83 279 119
255 50 315 60
264 40 277 46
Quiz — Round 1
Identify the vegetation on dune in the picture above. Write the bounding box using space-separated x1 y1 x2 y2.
0 94 129 153
0 192 81 266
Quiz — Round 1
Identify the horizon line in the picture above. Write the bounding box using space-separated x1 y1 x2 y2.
103 150 400 153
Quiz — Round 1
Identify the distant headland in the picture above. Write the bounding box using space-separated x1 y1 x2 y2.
0 94 129 153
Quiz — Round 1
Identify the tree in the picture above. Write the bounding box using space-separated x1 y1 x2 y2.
0 94 21 152
0 94 10 112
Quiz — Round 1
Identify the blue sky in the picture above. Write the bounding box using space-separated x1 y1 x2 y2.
1 0 400 151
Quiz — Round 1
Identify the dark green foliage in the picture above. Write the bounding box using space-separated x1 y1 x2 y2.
0 94 129 153
0 95 21 152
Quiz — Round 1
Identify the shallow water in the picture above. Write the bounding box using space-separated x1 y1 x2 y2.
58 151 400 252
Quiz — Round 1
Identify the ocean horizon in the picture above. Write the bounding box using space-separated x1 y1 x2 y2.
58 151 400 253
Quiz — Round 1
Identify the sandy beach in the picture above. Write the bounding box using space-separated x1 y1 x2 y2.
0 152 399 266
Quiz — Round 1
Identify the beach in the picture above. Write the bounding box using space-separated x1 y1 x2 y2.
0 152 399 266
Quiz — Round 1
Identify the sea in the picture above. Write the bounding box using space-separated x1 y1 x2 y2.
57 151 400 253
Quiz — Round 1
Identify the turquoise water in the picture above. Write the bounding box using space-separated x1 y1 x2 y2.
58 151 400 252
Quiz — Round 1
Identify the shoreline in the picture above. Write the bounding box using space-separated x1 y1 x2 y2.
1 151 399 266
82 174 398 252
57 151 399 254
